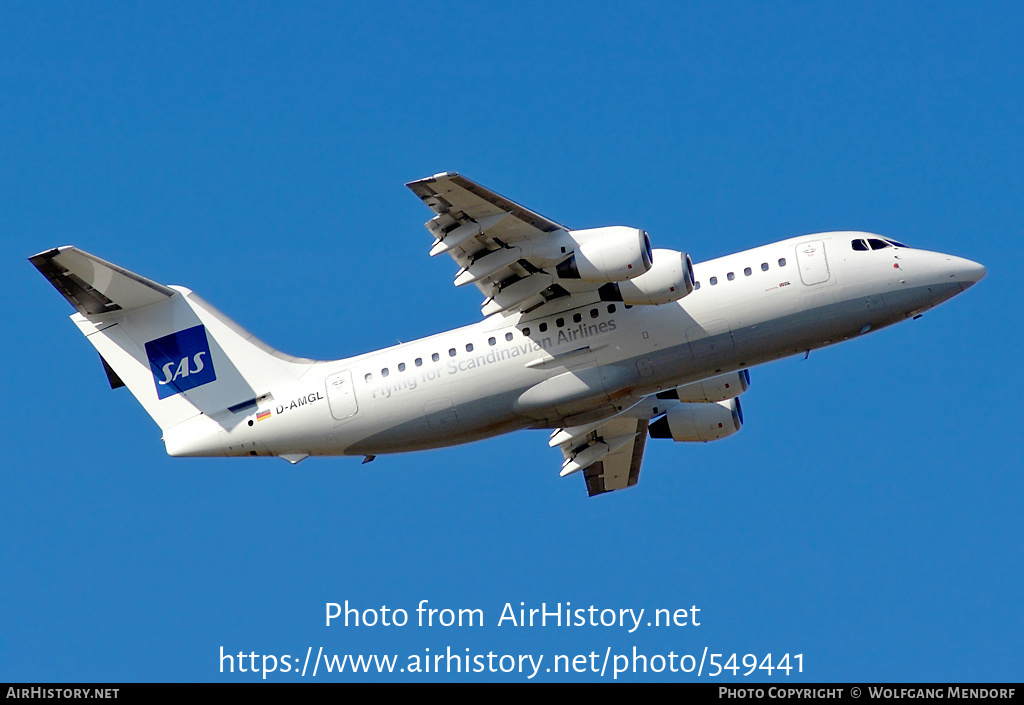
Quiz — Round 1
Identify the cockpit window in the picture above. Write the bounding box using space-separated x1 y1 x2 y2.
853 237 909 251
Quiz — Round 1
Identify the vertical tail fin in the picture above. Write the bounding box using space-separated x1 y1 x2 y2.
30 247 319 439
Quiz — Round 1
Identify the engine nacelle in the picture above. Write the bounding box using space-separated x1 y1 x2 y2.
648 398 743 442
556 226 653 282
597 249 694 305
670 370 749 403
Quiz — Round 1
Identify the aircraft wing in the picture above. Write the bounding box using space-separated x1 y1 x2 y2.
552 415 649 497
407 173 597 317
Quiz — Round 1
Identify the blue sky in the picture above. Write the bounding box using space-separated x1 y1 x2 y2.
2 1 1021 682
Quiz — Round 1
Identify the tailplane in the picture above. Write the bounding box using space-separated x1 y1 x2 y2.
30 247 319 448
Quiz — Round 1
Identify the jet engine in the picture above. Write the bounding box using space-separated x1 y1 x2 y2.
556 227 653 282
597 249 695 305
648 398 743 442
661 370 750 403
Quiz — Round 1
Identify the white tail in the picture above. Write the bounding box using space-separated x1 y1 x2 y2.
30 247 319 450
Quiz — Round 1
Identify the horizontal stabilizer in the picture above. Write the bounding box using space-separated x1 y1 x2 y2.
29 246 175 316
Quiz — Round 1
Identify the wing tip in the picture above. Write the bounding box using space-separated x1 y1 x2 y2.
28 245 73 264
405 171 460 189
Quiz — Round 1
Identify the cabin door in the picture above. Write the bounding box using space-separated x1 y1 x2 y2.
796 240 831 285
325 370 359 421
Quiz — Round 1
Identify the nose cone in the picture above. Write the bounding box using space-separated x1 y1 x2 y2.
954 257 987 290
898 250 984 316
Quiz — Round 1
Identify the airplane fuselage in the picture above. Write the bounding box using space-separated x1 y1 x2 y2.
168 231 982 461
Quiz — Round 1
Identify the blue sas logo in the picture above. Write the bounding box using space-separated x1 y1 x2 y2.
145 325 217 399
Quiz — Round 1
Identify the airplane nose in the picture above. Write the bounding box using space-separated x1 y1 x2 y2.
955 257 987 290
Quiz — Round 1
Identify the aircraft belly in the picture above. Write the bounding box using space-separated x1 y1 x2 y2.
345 388 530 454
727 283 949 361
686 318 735 359
883 280 964 316
514 364 635 417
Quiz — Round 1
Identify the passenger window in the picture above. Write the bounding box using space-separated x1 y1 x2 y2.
694 281 701 290
365 373 372 382
852 239 869 251
539 323 548 332
488 337 496 346
607 304 616 313
381 368 389 377
573 313 582 323
744 267 752 276
778 257 786 267
590 308 599 318
432 353 440 362
415 358 423 367
522 327 530 336
710 276 718 285
727 272 735 281
448 348 456 357
505 333 513 341
556 318 564 327
398 363 406 372
761 263 769 271
466 343 473 352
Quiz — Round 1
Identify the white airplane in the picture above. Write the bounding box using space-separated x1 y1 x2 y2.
31 173 985 496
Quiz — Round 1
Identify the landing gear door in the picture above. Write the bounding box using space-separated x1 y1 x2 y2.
325 370 359 421
796 240 830 285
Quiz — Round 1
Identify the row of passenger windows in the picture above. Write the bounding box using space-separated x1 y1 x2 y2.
851 237 908 251
523 303 620 336
364 303 623 382
694 258 787 290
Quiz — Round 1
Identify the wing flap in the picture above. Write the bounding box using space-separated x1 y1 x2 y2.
429 213 510 256
554 416 649 497
583 419 648 496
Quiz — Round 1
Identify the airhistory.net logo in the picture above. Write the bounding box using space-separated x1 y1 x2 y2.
145 324 217 399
